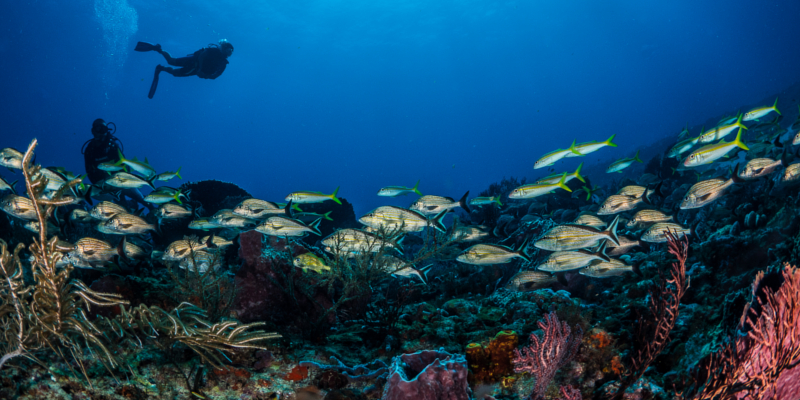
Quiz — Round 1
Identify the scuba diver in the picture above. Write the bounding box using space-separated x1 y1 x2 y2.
81 119 154 211
134 39 234 99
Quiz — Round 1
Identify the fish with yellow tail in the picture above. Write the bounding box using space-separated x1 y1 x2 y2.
456 238 530 265
606 150 643 173
378 180 422 197
536 163 585 185
293 253 332 274
697 114 748 143
155 167 182 182
469 196 503 207
534 215 620 251
683 127 749 168
565 134 617 158
508 173 572 200
286 187 341 204
743 97 780 122
115 150 157 178
533 140 583 169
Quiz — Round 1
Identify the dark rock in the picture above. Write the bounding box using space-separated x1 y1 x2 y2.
324 389 367 400
315 370 349 390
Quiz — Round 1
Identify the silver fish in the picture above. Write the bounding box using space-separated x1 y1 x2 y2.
359 206 446 233
90 201 128 221
255 216 321 237
0 148 23 170
597 195 642 215
456 240 530 266
579 258 633 278
233 199 285 219
538 244 609 273
627 209 673 229
97 213 155 235
641 222 690 243
409 192 470 215
535 216 620 251
505 271 558 291
0 194 37 220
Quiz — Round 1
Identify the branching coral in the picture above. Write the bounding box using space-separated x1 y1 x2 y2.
0 139 279 385
512 311 583 400
687 263 800 400
610 230 689 399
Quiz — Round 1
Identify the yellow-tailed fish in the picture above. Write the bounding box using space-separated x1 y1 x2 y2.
667 137 700 159
742 97 780 122
698 114 747 143
293 252 332 274
286 187 341 204
683 128 748 168
106 172 155 190
566 134 617 158
0 194 37 220
579 185 600 201
534 216 620 251
597 194 642 215
0 148 23 170
115 150 157 178
293 211 333 225
627 209 673 229
579 258 634 278
378 180 422 197
533 140 583 169
359 206 447 233
505 271 558 291
256 216 321 237
98 162 125 172
155 167 182 181
410 192 470 215
538 243 609 273
469 196 503 207
536 163 586 185
144 190 184 205
456 239 530 265
606 150 643 173
640 222 691 243
508 174 572 200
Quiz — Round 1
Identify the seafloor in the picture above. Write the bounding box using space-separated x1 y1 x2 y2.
2 85 800 400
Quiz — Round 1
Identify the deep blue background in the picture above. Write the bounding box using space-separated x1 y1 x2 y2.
1 0 799 214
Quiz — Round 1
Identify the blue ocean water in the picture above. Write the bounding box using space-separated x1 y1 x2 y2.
2 0 799 214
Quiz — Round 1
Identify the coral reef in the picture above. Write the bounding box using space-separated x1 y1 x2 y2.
382 349 471 400
466 330 519 384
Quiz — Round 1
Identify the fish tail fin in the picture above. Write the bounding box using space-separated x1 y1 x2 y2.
176 167 182 180
173 190 183 205
115 149 126 166
9 180 17 195
329 186 342 204
323 211 333 221
284 200 294 218
430 210 448 233
412 180 422 196
736 113 748 130
731 163 745 184
582 185 592 201
417 264 434 285
557 173 572 192
146 177 156 190
633 150 643 163
459 191 471 213
82 185 93 206
573 162 586 183
494 196 503 207
569 139 583 155
604 216 621 246
774 97 781 115
309 218 323 236
733 127 749 151
605 133 618 147
596 240 610 262
116 236 129 262
516 237 531 262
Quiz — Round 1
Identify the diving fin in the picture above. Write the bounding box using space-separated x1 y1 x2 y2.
148 65 162 99
134 42 160 52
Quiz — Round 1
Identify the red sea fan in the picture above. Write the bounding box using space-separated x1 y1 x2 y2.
690 264 800 400
512 311 583 400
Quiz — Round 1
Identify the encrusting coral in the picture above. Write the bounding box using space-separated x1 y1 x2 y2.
0 139 279 385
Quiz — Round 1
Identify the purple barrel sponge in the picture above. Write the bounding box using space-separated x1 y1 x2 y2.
382 348 471 400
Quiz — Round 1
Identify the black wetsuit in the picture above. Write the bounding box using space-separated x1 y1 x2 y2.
161 47 229 79
83 135 121 184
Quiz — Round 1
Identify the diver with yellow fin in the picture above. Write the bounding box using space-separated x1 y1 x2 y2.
134 39 234 99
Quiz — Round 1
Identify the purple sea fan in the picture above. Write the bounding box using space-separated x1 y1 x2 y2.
512 311 583 400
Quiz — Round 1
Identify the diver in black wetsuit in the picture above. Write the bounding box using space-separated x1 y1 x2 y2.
81 119 154 211
135 39 234 99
